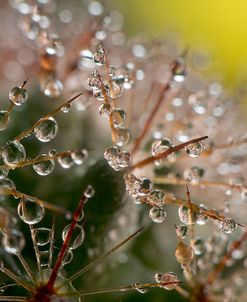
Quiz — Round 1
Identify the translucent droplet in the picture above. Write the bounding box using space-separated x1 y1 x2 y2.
175 225 189 239
183 166 204 184
2 141 26 166
58 153 74 169
151 138 172 156
192 238 204 255
111 108 126 127
221 218 238 234
173 61 186 83
34 228 52 246
71 149 88 165
154 272 178 290
43 78 63 97
241 189 247 202
134 282 148 294
99 103 112 117
33 156 55 176
40 251 50 267
84 185 95 198
197 205 208 225
61 103 71 113
93 47 105 66
2 229 25 254
62 250 73 265
9 87 28 106
44 35 64 57
0 178 16 191
17 198 45 224
34 117 58 142
0 111 9 131
0 167 9 180
116 151 132 169
88 76 100 89
93 89 105 101
136 177 152 196
115 127 130 147
149 206 166 223
178 204 198 225
78 49 93 69
175 241 194 265
185 142 203 158
62 224 85 250
105 82 123 99
147 190 165 206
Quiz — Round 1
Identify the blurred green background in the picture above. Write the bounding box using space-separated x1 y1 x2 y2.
119 0 247 87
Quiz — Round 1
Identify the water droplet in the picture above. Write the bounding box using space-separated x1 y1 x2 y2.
185 142 203 158
93 89 105 101
71 149 88 165
178 204 198 225
183 166 204 184
115 127 130 147
88 76 100 89
58 153 74 169
191 238 204 255
99 103 112 117
147 190 165 206
151 138 172 156
33 156 55 176
84 185 95 198
136 177 152 196
2 141 26 166
93 46 105 66
0 167 9 180
175 225 189 239
44 35 64 57
2 229 25 254
221 218 238 234
0 111 9 131
9 87 28 106
197 205 208 225
17 198 45 224
175 241 194 265
116 151 132 169
149 206 166 223
78 49 93 69
62 250 73 265
40 250 50 267
34 117 58 142
241 189 247 202
62 224 85 250
43 78 63 97
111 108 126 127
154 272 178 290
34 228 52 246
0 178 16 191
134 282 148 294
61 103 71 113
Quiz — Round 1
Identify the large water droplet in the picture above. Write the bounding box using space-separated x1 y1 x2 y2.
9 87 28 106
34 117 58 142
62 224 85 250
43 78 63 97
185 142 203 158
2 229 25 254
58 153 74 169
33 156 55 176
0 167 9 180
2 141 26 166
17 198 45 224
34 228 52 246
149 206 166 223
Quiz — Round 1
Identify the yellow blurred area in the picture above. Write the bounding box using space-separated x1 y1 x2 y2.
121 0 247 86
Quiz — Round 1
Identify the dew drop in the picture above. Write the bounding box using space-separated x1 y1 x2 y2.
34 117 58 142
0 178 16 191
154 272 178 290
0 111 9 131
2 141 26 166
221 218 238 234
43 78 63 97
44 35 64 57
185 142 203 158
9 87 28 106
178 204 198 225
2 229 25 254
58 153 74 169
99 103 112 117
111 108 126 127
115 127 130 147
61 103 71 113
175 225 189 239
40 251 50 267
0 167 9 180
71 149 88 165
191 238 204 255
175 241 194 265
183 166 204 184
151 138 172 156
33 156 55 176
116 151 132 169
93 46 105 66
62 250 73 265
149 206 166 223
134 282 148 294
34 228 52 246
147 190 166 206
84 185 95 198
62 224 85 250
17 198 45 224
